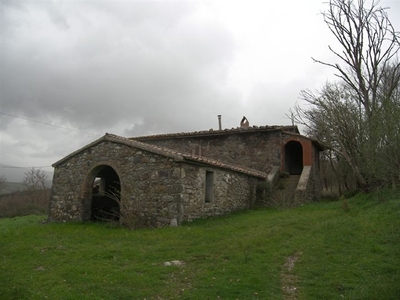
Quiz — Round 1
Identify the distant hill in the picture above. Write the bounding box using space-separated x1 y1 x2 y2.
0 163 53 183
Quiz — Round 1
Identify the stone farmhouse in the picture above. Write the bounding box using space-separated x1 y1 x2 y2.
49 117 323 227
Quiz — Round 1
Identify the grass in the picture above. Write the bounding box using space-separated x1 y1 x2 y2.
1 190 400 299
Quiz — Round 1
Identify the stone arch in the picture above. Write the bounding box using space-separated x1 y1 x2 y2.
284 141 303 175
82 164 121 221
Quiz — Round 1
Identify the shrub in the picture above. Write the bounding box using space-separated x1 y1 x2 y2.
0 189 50 218
256 180 272 206
280 171 290 179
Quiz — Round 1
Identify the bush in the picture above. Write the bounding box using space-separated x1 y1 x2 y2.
256 180 272 206
0 189 50 218
279 171 290 179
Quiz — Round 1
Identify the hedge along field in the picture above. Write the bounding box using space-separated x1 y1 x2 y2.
1 190 400 299
0 189 50 218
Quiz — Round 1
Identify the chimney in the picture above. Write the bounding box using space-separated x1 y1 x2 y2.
240 116 249 128
218 115 222 130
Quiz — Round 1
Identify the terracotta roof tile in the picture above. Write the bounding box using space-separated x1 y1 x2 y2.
131 125 299 140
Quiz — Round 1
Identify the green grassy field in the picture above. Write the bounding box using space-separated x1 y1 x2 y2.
1 191 399 299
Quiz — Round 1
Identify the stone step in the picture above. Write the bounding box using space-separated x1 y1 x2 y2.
271 175 301 207
284 175 301 190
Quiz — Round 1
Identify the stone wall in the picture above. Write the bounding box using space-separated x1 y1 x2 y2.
294 147 323 204
142 130 324 206
180 165 258 221
50 140 183 223
49 139 260 226
307 146 323 201
135 131 283 173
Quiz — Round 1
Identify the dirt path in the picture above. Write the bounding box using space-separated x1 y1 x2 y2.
280 251 302 300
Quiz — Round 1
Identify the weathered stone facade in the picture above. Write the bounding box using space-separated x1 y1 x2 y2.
49 124 324 227
181 164 258 221
49 134 263 226
134 127 296 173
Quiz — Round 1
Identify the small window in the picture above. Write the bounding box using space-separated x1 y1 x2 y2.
191 146 204 156
205 171 214 203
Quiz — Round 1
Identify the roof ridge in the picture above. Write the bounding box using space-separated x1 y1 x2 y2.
131 125 298 140
104 133 185 160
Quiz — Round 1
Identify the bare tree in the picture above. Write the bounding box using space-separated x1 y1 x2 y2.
23 168 48 191
313 0 400 119
291 0 400 191
293 82 368 187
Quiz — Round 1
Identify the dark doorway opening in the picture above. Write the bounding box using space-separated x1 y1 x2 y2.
90 166 121 221
284 141 303 175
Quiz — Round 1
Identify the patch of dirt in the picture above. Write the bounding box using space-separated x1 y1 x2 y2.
281 250 302 300
34 266 45 271
163 260 185 266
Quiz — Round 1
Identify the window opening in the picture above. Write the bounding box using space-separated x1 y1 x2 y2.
205 171 214 203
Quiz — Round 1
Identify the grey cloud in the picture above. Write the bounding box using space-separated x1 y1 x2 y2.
2 0 237 136
0 0 26 10
45 1 69 30
7 0 396 179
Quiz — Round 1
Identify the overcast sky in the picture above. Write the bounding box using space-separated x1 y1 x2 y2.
1 0 400 181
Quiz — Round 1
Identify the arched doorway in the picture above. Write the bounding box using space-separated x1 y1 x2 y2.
86 165 121 221
284 141 303 175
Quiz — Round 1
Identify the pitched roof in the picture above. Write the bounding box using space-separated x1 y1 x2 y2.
131 125 299 141
53 133 268 179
